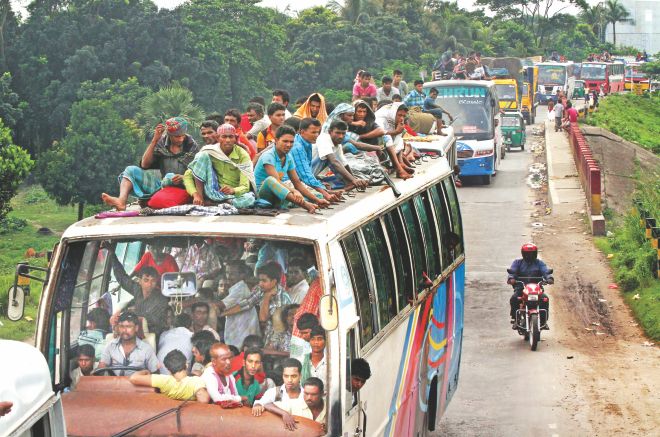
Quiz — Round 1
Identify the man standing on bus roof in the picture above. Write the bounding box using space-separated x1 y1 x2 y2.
99 311 160 376
101 117 200 211
403 80 426 109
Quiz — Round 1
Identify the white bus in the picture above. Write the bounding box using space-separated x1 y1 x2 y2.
10 152 465 436
423 80 502 185
0 340 67 437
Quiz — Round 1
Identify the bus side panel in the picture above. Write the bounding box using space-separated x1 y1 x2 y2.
443 263 465 411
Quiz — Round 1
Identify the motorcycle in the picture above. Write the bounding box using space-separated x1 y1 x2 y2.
507 269 552 351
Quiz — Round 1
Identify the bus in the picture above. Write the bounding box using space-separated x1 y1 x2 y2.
536 62 576 104
624 63 650 92
0 340 67 436
580 61 625 94
9 155 465 436
493 78 519 112
424 80 501 185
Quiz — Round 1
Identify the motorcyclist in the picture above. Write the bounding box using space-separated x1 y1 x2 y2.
507 243 553 329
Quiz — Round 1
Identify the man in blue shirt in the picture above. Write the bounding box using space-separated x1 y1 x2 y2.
254 125 328 213
507 243 553 329
289 118 341 203
403 80 426 109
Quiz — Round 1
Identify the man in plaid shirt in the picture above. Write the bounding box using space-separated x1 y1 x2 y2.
403 79 426 109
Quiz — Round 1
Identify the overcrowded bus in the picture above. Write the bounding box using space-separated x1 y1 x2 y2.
424 80 501 185
536 62 576 103
624 63 650 92
9 152 465 436
580 61 625 94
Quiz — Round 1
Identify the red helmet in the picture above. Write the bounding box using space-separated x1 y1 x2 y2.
521 243 538 262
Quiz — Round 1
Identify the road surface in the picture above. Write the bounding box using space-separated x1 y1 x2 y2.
436 106 659 437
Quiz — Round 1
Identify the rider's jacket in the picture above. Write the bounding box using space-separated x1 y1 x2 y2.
507 258 553 284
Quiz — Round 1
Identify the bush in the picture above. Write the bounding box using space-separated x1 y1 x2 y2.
23 186 50 205
0 217 27 234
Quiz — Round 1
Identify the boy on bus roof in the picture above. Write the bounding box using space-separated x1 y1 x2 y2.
253 125 327 213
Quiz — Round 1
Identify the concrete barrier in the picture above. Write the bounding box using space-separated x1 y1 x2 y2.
567 122 605 235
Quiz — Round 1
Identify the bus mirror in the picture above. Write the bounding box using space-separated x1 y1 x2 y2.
319 294 338 331
7 286 26 321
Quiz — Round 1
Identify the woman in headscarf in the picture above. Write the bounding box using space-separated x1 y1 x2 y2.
374 102 415 179
292 93 328 124
102 116 200 210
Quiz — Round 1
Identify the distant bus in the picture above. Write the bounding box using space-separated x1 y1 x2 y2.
424 80 501 185
624 63 650 91
580 61 625 94
536 62 576 104
9 153 465 436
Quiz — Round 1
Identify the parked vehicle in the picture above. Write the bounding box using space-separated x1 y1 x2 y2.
537 62 576 104
580 61 625 95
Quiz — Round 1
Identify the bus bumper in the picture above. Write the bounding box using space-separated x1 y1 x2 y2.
457 156 494 176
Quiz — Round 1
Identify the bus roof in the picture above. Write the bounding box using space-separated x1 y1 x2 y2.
0 340 56 434
423 79 495 89
61 156 453 243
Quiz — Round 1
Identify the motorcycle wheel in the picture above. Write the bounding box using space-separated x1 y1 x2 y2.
530 314 540 351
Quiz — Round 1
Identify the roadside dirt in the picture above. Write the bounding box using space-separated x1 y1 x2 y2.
529 131 660 436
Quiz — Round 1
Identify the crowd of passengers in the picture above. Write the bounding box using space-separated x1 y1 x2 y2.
71 239 372 430
100 69 458 215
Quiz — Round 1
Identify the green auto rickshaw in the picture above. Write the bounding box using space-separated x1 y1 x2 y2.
573 80 586 99
501 112 526 151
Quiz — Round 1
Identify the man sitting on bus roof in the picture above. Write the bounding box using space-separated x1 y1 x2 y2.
233 347 266 406
312 120 369 191
183 123 256 208
105 242 170 335
129 349 210 403
101 117 200 211
99 311 160 376
274 377 326 428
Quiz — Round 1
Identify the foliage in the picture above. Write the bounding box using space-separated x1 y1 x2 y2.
0 72 25 129
0 185 75 341
586 94 660 154
639 61 660 82
137 84 204 138
37 99 141 208
319 88 353 106
605 0 633 47
0 118 34 220
0 216 27 234
77 77 152 121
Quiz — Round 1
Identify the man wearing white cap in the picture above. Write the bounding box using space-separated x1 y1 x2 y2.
183 123 256 207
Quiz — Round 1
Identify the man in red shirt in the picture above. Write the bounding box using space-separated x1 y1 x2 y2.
565 101 579 124
352 71 377 101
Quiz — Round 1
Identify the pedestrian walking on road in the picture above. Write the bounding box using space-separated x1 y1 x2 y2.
553 100 564 132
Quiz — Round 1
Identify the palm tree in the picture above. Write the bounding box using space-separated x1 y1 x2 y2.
605 0 633 47
137 85 204 139
579 4 606 41
327 0 381 24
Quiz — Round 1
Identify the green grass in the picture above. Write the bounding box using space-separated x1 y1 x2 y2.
595 217 660 342
0 185 78 341
586 93 660 154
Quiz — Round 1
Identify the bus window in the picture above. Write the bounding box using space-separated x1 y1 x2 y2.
400 200 426 288
383 210 414 311
443 178 464 256
429 183 454 269
414 194 441 278
362 220 397 327
341 233 376 344
345 328 358 416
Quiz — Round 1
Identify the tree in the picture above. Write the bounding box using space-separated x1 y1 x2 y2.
0 118 34 220
137 84 204 139
605 0 633 47
639 60 660 84
77 77 152 120
579 4 607 42
327 0 381 24
0 72 25 130
37 99 141 220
